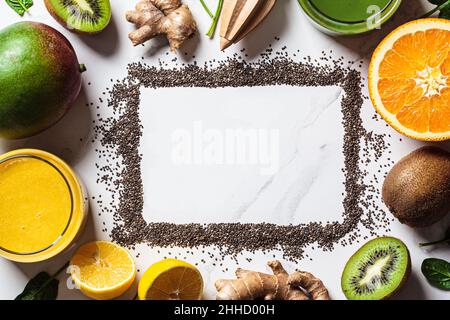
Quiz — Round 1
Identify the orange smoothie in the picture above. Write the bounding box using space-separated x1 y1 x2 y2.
0 149 88 262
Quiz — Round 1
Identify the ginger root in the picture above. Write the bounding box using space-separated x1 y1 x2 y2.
215 260 330 300
126 0 197 51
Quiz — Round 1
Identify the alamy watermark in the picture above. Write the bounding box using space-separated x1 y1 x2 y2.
171 121 280 176
66 265 80 290
367 5 383 30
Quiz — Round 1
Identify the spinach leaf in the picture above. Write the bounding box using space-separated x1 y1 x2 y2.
439 3 450 19
429 0 448 4
15 272 59 300
15 262 68 300
424 0 450 18
421 258 450 290
5 0 33 16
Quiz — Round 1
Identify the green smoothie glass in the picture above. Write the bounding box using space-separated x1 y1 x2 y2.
298 0 402 35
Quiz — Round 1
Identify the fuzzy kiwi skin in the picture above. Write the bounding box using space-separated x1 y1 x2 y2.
44 0 111 35
382 146 450 228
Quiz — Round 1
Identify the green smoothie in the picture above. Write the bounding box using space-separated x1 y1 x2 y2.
310 0 392 22
298 0 402 34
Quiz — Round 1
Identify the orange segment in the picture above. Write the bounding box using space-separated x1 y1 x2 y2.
378 78 423 114
391 31 428 72
369 18 450 141
430 89 450 132
396 98 430 133
441 56 450 75
425 29 450 67
379 49 417 78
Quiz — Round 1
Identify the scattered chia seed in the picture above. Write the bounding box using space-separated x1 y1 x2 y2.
92 51 391 261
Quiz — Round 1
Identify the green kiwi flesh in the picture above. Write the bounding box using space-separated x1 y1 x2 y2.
45 0 111 34
341 237 410 300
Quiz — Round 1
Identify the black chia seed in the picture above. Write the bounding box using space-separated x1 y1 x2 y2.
92 52 391 261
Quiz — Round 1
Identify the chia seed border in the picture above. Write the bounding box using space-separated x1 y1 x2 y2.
96 56 389 260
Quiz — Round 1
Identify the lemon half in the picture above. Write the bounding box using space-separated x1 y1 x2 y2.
70 241 136 300
138 259 203 300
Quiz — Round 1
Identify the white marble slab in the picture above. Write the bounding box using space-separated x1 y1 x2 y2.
0 0 449 301
140 85 344 224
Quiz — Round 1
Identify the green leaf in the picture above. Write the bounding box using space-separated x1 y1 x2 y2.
5 0 33 16
15 272 59 300
439 3 450 19
423 0 450 18
429 0 448 5
421 258 450 290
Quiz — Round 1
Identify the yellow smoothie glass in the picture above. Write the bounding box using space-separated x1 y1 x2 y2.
0 149 88 263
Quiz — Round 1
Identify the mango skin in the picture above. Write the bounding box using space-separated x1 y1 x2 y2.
0 22 83 139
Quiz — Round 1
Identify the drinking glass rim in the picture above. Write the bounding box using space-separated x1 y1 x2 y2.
0 154 74 256
298 0 402 34
307 0 396 24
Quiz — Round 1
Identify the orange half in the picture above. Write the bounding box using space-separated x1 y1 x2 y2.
369 18 450 141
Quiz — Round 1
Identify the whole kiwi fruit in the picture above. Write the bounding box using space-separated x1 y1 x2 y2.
382 146 450 227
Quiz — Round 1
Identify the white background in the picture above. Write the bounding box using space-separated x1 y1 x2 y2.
140 85 345 224
0 0 449 300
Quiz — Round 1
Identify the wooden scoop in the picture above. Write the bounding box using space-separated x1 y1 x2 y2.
220 0 276 50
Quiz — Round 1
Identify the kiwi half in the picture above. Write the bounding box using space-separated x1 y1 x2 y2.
341 237 411 300
45 0 111 34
